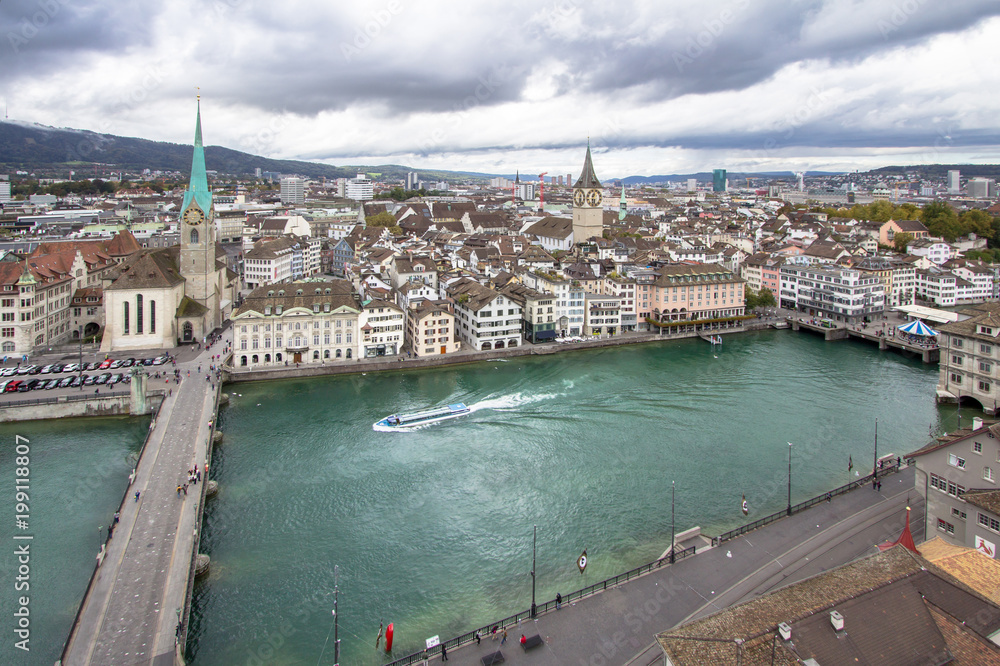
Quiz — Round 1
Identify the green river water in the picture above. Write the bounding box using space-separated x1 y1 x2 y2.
0 330 973 665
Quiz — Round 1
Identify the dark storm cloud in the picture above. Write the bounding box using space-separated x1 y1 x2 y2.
2 0 159 77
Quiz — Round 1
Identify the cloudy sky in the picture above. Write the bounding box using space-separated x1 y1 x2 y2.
3 0 1000 178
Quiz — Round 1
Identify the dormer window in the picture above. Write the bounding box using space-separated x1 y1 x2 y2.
276 305 283 315
313 303 320 313
265 306 271 315
981 326 995 336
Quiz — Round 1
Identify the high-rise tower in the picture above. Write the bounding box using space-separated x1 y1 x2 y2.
572 144 603 242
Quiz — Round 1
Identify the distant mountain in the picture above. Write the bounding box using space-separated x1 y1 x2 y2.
0 120 487 183
619 171 842 186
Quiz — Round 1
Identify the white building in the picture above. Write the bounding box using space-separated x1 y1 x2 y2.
446 278 522 351
779 264 885 323
232 280 361 367
908 239 954 265
0 176 10 203
915 268 958 307
948 170 961 195
280 177 305 205
347 174 374 201
518 270 587 337
584 294 622 336
360 299 405 357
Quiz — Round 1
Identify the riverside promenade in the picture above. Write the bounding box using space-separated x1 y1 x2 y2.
412 467 921 666
62 345 221 665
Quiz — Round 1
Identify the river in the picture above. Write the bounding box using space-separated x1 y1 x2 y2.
184 330 968 665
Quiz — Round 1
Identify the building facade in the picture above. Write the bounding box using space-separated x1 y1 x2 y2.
936 303 1000 413
406 299 458 357
779 264 885 323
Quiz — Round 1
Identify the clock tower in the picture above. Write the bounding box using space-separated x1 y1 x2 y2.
572 143 603 243
179 98 220 330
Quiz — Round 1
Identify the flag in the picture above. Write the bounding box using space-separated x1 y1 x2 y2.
848 455 853 472
741 494 749 516
577 549 588 574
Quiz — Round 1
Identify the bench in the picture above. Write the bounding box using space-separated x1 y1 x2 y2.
521 634 543 650
481 650 505 665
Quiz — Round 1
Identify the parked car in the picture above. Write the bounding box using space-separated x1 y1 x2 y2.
152 356 166 365
83 375 97 386
121 358 135 368
70 375 84 388
16 365 37 375
86 362 101 371
17 381 34 392
44 379 60 390
5 380 22 392
0 367 17 377
94 373 111 385
142 358 155 366
40 364 55 374
107 373 123 386
62 363 80 373
99 359 113 370
109 360 123 369
27 366 42 375
58 376 74 388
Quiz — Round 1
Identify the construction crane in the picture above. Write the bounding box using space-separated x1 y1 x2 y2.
538 172 548 212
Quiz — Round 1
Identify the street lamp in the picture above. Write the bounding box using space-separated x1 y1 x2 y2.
787 442 793 516
670 480 676 564
530 525 537 617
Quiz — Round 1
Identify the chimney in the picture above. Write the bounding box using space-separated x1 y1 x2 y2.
973 417 984 430
778 622 792 641
830 610 844 632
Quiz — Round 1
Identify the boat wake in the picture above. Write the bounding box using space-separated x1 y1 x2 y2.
468 391 560 413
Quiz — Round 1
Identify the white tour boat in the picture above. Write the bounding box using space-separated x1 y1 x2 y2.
374 403 470 430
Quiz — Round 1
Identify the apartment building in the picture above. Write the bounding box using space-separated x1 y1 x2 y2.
779 264 884 323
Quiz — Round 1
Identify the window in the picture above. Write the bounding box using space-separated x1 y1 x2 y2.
980 512 1000 533
954 339 964 348
951 373 963 383
190 229 199 244
981 362 992 373
1 328 13 338
982 344 993 354
980 381 991 393
123 301 129 335
150 300 155 334
986 467 995 483
949 454 966 469
975 441 983 454
952 355 963 365
937 518 955 534
951 507 967 520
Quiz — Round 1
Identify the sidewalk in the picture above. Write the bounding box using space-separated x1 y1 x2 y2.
421 467 920 666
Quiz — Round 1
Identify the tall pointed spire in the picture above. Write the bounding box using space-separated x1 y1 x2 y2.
182 97 212 215
573 143 601 189
619 185 627 221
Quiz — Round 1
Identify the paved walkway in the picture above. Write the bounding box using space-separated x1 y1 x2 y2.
62 338 226 666
424 467 921 666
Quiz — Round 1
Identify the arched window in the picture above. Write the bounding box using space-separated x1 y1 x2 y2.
190 229 199 245
251 355 259 364
123 301 130 335
149 300 156 334
276 353 283 362
336 349 342 358
324 350 330 359
136 295 143 334
240 355 247 366
264 354 271 363
312 351 319 360
346 349 352 358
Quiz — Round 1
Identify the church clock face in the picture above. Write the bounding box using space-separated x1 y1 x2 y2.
573 190 585 207
183 207 204 226
586 189 602 207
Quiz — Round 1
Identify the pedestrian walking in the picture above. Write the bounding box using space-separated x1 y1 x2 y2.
556 592 561 609
877 480 881 491
475 631 481 645
491 626 497 641
113 512 120 525
134 490 140 502
177 485 182 496
501 629 507 645
182 483 188 495
441 643 448 661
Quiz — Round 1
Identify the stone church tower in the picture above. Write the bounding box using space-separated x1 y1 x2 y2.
179 98 221 332
572 144 604 243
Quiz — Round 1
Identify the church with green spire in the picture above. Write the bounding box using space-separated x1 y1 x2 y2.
101 100 236 352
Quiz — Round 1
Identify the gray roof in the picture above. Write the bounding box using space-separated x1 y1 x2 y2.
573 145 602 189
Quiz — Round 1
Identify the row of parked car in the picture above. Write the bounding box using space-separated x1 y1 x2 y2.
1 372 134 393
1 355 169 378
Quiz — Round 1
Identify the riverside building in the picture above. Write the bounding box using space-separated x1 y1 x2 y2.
779 264 885 324
232 279 361 367
935 303 1000 414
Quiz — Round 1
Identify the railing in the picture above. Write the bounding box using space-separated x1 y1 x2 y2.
712 463 902 545
0 390 130 407
384 545 698 666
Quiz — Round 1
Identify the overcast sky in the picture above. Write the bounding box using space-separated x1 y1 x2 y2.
3 0 999 179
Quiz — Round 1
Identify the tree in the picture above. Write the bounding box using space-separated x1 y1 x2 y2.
366 211 397 228
922 202 960 241
893 232 914 253
744 287 776 310
959 209 994 238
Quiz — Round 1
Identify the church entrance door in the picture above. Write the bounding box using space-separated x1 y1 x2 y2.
293 352 302 364
183 322 194 342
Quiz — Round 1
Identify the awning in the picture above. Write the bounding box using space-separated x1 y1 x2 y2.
899 319 938 337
